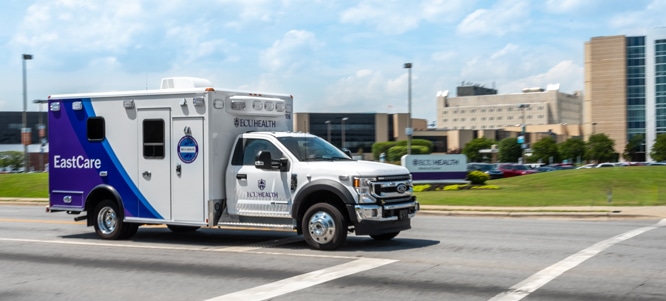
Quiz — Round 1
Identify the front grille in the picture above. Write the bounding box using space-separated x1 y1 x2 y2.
376 174 411 182
368 174 412 201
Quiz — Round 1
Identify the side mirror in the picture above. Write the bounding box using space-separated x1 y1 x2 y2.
255 151 289 171
341 148 352 159
255 151 273 170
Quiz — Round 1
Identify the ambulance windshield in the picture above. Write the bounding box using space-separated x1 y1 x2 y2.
278 136 352 161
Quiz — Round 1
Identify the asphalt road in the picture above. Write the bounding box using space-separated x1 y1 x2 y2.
1 205 665 301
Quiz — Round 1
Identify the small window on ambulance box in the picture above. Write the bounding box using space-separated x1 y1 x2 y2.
87 117 105 141
143 119 165 159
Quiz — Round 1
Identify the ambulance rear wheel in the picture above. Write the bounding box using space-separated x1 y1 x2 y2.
93 200 127 240
302 203 347 250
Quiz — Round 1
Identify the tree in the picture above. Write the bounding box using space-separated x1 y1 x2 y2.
623 134 644 162
0 151 24 170
498 137 521 163
558 137 586 163
650 133 666 162
462 137 495 162
531 137 560 164
585 133 616 163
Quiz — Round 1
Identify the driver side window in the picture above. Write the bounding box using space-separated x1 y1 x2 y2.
242 139 282 166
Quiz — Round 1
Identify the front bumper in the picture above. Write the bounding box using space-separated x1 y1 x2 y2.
350 200 419 235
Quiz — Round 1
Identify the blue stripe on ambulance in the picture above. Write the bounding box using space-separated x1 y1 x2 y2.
80 99 163 219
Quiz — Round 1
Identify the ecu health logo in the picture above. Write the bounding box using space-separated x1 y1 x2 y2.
258 179 266 191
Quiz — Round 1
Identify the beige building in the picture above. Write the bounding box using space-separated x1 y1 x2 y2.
584 36 628 154
436 85 583 131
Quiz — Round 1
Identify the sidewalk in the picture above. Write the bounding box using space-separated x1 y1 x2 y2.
2 198 665 220
420 205 666 219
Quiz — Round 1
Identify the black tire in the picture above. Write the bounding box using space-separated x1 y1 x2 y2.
120 223 139 239
93 200 130 240
302 203 347 250
167 225 201 232
370 231 400 241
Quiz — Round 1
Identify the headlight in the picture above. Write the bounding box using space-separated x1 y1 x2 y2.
353 176 377 204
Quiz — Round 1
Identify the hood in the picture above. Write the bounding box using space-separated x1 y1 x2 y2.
303 160 410 177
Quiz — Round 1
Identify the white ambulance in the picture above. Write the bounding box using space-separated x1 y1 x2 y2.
47 77 418 250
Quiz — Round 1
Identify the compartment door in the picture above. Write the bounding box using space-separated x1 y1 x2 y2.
137 109 171 219
171 117 205 223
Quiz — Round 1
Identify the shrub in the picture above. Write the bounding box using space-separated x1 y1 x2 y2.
444 184 464 191
413 184 431 192
372 141 397 160
466 170 489 185
396 139 433 153
387 145 429 161
471 185 500 190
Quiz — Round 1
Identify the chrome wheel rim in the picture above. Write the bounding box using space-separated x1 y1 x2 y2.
308 211 335 244
97 206 117 235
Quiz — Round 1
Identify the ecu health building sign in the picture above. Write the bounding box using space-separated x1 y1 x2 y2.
401 154 468 184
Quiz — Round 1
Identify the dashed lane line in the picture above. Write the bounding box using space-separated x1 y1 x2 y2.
489 218 666 301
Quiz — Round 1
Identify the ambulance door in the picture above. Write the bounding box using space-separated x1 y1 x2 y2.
171 117 205 223
228 138 291 218
137 109 172 219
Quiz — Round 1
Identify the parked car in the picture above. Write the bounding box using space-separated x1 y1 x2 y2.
549 163 575 170
535 166 557 172
595 162 617 168
467 163 503 179
497 163 538 177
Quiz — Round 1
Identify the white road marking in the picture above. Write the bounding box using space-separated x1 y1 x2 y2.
205 258 397 301
0 237 358 261
489 218 666 301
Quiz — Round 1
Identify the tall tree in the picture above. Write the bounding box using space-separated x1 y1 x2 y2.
585 133 616 163
623 134 644 162
531 137 560 164
558 137 586 163
462 137 495 162
650 133 666 162
498 137 522 163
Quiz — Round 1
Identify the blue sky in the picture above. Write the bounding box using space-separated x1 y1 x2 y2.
1 0 664 125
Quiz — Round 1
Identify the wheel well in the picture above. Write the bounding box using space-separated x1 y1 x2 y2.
85 188 122 227
296 190 349 234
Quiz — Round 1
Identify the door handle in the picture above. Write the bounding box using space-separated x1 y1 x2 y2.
176 163 182 176
142 171 151 177
236 173 247 180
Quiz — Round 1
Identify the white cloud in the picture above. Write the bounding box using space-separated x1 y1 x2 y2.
457 0 530 36
490 43 519 59
314 69 400 113
259 30 321 72
502 60 583 93
545 0 600 14
11 1 145 53
608 0 666 34
340 0 469 34
431 50 457 62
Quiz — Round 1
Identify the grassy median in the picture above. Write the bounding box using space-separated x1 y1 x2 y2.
1 167 666 206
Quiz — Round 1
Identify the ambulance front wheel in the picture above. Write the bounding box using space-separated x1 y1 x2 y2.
302 203 347 250
93 200 137 240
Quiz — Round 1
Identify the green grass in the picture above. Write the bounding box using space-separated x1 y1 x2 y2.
415 166 666 207
0 173 49 198
3 167 666 206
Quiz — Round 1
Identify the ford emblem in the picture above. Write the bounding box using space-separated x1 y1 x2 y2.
396 183 407 194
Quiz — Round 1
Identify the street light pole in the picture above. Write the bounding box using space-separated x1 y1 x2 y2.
404 63 412 155
517 103 530 164
325 120 331 142
22 54 33 172
341 117 348 148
